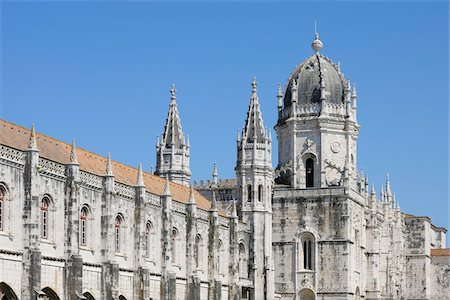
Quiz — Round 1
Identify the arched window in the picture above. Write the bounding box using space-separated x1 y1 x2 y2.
305 158 314 188
299 288 315 300
247 185 252 202
115 215 123 253
41 197 50 239
194 234 203 269
80 206 88 246
303 239 312 270
0 187 4 231
258 185 263 202
238 243 248 278
299 233 315 271
145 222 152 258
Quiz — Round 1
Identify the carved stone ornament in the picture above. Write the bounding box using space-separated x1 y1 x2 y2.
331 141 341 153
324 159 344 186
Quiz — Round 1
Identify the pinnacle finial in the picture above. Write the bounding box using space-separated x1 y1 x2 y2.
371 183 376 195
136 163 145 187
188 184 196 204
28 124 38 150
277 83 283 97
170 83 176 101
70 139 78 164
163 174 171 196
212 161 218 184
352 83 357 98
252 76 257 92
311 21 323 52
105 152 114 176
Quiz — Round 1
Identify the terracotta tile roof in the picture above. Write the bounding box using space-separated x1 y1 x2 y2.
431 248 450 257
0 119 224 216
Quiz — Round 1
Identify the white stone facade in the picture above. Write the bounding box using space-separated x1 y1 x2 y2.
0 35 449 300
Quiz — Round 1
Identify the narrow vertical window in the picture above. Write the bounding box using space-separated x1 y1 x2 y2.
258 185 263 202
301 236 314 270
247 185 252 202
80 207 88 246
306 158 314 188
172 229 177 265
195 235 201 268
145 222 152 258
41 198 49 239
0 187 4 231
115 215 122 252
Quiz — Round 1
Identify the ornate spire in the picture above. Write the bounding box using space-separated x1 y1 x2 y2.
188 184 196 204
161 83 186 149
212 161 218 184
163 174 171 196
242 77 267 143
28 124 38 150
136 163 145 187
69 139 78 164
277 83 283 110
386 173 392 197
105 152 114 176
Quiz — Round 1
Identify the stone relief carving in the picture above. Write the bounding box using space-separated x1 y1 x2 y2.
324 159 344 186
302 138 314 153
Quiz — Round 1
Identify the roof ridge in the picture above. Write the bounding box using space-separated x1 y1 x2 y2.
0 118 201 196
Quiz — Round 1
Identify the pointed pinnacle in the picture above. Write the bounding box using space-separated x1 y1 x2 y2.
212 161 218 177
252 76 257 92
28 124 38 150
277 83 282 97
105 152 114 176
188 184 196 204
136 163 145 187
352 83 357 98
163 174 171 196
70 139 78 164
170 83 176 100
371 183 376 195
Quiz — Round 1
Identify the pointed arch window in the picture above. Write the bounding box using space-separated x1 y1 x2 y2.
0 187 4 231
306 158 315 188
80 206 88 246
238 243 248 278
247 185 252 202
41 197 50 239
115 215 123 253
194 234 203 269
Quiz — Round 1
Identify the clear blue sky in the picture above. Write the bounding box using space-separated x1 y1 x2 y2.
1 1 449 235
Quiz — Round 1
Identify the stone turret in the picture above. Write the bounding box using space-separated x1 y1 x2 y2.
275 32 360 189
155 84 191 186
236 78 274 299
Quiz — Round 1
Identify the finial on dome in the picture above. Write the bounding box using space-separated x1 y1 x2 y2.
311 21 323 52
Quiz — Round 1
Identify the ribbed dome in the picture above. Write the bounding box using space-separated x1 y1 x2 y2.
284 53 346 107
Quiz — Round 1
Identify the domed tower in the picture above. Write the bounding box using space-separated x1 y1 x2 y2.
274 32 359 189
